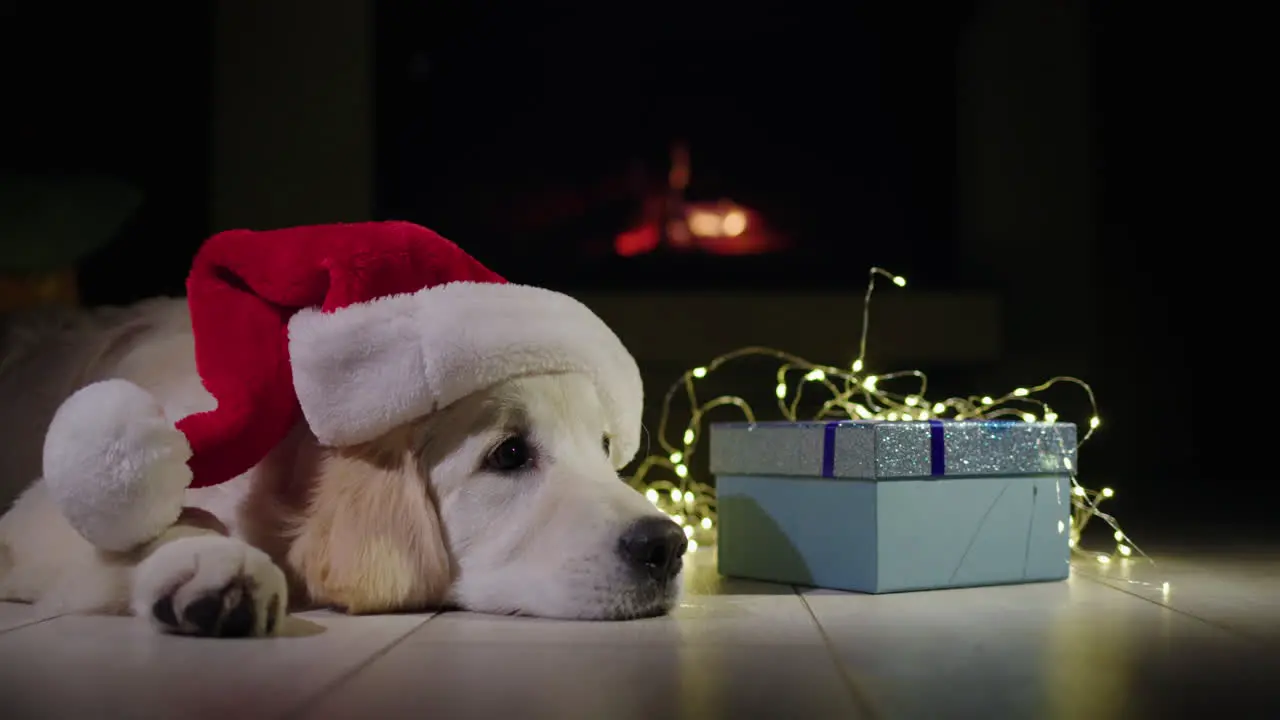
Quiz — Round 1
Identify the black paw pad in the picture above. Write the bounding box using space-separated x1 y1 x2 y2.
151 594 180 628
154 581 259 638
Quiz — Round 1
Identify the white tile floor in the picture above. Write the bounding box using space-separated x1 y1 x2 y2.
2 549 1277 720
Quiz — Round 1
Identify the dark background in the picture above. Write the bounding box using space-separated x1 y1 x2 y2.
0 1 1261 547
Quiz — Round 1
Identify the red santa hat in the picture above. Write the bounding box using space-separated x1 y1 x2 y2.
41 221 643 552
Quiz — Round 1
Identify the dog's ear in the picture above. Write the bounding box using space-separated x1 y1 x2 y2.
286 430 451 614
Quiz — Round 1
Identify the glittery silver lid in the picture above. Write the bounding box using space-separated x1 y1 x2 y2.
709 420 1077 480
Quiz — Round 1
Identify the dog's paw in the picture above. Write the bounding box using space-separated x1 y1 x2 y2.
133 535 287 638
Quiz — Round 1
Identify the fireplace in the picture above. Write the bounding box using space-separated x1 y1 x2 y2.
374 2 973 291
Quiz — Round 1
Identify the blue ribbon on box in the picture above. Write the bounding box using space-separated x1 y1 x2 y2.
821 419 947 478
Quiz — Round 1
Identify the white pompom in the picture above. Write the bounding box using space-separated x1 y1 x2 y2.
42 379 193 552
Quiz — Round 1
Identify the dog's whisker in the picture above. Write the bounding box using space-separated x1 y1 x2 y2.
639 421 653 460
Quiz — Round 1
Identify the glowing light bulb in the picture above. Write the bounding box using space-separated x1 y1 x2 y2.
692 367 708 379
670 452 683 464
1118 544 1132 556
675 464 688 478
775 383 787 399
672 514 684 525
1063 457 1074 470
805 369 826 382
852 359 864 372
688 211 721 237
683 429 695 445
1090 416 1101 429
682 525 694 538
1097 554 1111 564
854 404 873 418
1101 487 1114 498
1013 388 1029 397
688 539 699 553
905 395 919 406
645 489 659 503
1021 413 1036 423
671 489 683 503
932 403 946 414
863 376 878 391
721 209 747 236
1072 486 1086 497
981 396 993 405
892 275 906 287
700 517 712 529
1113 530 1124 542
1044 412 1058 423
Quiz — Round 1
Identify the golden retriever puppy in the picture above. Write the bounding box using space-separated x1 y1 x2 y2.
0 298 686 634
0 224 687 637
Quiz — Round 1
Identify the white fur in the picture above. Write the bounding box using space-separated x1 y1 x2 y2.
42 379 193 552
288 281 644 466
0 297 681 636
426 374 676 619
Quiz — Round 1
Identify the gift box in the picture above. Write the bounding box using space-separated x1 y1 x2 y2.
709 419 1076 593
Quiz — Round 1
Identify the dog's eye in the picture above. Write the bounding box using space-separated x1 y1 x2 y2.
602 435 612 457
486 435 533 473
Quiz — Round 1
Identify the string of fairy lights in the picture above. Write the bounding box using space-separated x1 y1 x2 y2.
626 267 1148 568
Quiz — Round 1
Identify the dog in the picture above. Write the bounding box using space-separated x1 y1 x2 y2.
0 297 687 636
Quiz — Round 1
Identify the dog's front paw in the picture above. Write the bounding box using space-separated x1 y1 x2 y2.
133 535 287 638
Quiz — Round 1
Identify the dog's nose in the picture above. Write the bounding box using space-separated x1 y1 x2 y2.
618 517 688 581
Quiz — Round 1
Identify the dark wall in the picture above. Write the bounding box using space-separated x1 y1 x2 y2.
1086 4 1264 539
0 1 216 303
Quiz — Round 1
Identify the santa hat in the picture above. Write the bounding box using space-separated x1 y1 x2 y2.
41 221 643 552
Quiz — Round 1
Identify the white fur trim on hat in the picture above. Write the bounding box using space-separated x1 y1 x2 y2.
42 379 193 552
287 282 644 466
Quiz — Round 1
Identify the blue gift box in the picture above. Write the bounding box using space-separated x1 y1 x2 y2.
709 419 1077 593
